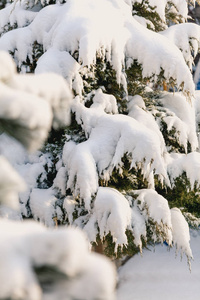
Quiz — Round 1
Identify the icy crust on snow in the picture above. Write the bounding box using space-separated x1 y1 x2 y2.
0 51 72 150
0 0 195 94
61 92 168 209
0 220 116 300
161 23 200 70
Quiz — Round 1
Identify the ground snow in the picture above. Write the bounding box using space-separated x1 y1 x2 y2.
117 230 200 300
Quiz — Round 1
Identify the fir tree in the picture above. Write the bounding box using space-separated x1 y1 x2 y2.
0 1 200 298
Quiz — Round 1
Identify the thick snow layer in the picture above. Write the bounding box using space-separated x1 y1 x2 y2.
0 0 195 94
128 95 166 154
0 81 53 151
125 15 194 93
29 188 57 226
171 208 193 265
161 23 200 70
167 152 200 189
0 50 17 81
0 156 26 210
0 219 116 300
0 51 72 150
85 187 132 250
194 90 200 129
129 0 188 22
35 48 83 95
63 94 168 209
0 133 55 220
135 189 172 230
117 229 200 300
7 72 73 129
159 92 198 152
0 1 37 36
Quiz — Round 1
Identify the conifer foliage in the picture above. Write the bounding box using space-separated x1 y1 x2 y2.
0 0 200 298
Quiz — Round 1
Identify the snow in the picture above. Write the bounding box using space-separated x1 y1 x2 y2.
161 23 200 70
159 92 198 152
135 189 172 244
85 187 132 250
0 0 200 298
125 16 194 93
130 0 167 22
0 51 72 150
35 48 83 95
171 208 193 267
7 72 73 129
128 95 166 154
0 219 116 300
0 80 52 150
0 0 195 94
29 188 57 226
0 155 26 210
117 229 200 300
0 1 37 36
167 152 200 189
62 93 168 209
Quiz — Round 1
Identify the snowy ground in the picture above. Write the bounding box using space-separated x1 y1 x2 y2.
117 229 200 300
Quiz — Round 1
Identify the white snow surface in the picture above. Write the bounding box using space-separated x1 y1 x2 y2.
135 189 172 244
0 155 26 210
159 92 198 152
128 0 188 22
63 93 168 209
161 23 200 70
171 208 193 263
0 219 116 300
0 80 53 151
0 1 37 36
0 51 73 151
117 229 200 300
0 0 195 94
35 48 83 95
29 188 57 226
167 152 200 189
85 187 132 250
7 72 73 129
128 95 166 154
